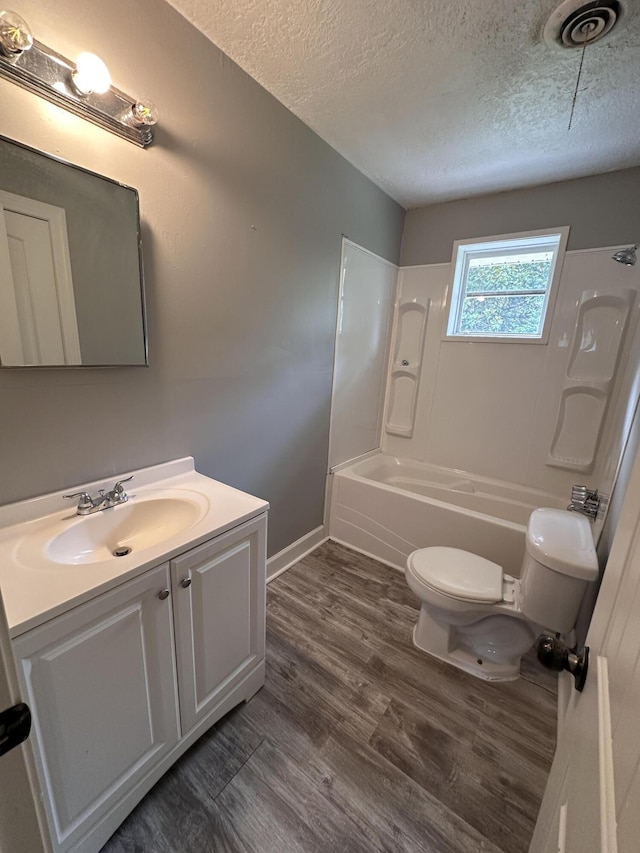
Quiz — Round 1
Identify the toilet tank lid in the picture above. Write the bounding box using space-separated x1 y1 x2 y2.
526 508 598 580
408 547 503 602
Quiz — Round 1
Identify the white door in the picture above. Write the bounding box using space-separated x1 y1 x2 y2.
0 590 48 852
530 444 640 852
0 191 81 366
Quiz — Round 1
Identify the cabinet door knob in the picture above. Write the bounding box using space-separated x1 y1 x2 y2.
158 589 170 600
181 577 192 589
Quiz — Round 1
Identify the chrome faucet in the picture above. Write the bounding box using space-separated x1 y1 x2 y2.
567 484 600 520
64 476 133 516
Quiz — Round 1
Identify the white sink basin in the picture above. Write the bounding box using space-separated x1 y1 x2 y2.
45 498 203 565
15 489 211 570
0 458 269 636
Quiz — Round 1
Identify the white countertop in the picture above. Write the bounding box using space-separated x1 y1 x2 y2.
0 458 269 637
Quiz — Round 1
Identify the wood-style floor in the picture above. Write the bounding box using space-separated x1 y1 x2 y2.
103 541 557 853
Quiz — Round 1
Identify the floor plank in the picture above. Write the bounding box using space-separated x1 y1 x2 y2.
102 540 556 853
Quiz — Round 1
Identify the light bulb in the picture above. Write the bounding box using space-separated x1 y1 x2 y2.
131 100 159 127
72 52 111 95
0 10 33 56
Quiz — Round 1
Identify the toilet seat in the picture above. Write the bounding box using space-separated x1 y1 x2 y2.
407 547 503 603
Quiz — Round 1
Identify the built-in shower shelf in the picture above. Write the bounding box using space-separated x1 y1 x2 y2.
385 298 429 438
566 290 635 382
548 289 635 472
549 385 608 471
386 371 419 437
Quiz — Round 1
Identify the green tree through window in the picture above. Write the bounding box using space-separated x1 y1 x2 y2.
460 260 551 335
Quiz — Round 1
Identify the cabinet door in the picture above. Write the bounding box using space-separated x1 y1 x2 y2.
13 564 180 852
171 514 267 733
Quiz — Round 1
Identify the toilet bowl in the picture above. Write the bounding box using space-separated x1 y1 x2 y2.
405 508 599 681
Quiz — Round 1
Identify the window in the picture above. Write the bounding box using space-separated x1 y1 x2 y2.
445 229 568 342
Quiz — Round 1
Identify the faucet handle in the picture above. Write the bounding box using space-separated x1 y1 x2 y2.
568 484 600 520
584 489 599 507
63 491 94 510
113 475 133 494
571 484 588 503
109 476 133 504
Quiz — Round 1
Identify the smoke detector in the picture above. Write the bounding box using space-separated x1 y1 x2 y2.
543 0 625 49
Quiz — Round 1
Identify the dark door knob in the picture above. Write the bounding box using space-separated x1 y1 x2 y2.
0 702 31 756
536 634 589 692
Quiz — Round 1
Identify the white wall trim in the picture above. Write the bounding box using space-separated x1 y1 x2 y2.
400 261 451 271
267 525 328 583
566 244 633 256
326 237 349 475
597 655 618 853
342 237 400 270
322 473 333 534
400 244 628 273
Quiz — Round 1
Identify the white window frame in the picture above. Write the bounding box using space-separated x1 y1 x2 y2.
443 227 570 344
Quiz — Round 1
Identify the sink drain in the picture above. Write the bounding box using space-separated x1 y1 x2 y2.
113 546 132 557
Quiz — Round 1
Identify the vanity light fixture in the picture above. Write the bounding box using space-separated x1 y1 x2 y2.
0 9 157 147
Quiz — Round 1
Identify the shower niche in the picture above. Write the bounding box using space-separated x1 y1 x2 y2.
385 297 429 437
548 289 636 472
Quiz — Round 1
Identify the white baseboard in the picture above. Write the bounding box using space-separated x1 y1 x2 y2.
267 525 328 582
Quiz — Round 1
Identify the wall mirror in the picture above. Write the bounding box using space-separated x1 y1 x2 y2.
0 135 147 367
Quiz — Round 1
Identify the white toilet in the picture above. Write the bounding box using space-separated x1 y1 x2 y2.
405 507 599 681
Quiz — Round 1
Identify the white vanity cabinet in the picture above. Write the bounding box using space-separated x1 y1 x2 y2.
12 512 267 853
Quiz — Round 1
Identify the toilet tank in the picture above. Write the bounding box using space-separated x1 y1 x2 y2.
520 508 599 634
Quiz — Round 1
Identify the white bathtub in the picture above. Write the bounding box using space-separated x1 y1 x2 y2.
329 454 566 575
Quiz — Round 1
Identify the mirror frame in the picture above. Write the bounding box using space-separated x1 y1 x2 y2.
0 134 148 368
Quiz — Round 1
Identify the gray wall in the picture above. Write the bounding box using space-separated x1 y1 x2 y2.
0 0 404 555
401 167 640 266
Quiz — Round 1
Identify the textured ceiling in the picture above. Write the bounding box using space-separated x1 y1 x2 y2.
166 0 640 208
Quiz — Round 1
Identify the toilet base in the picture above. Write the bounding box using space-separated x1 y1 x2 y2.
412 625 521 681
411 606 535 682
